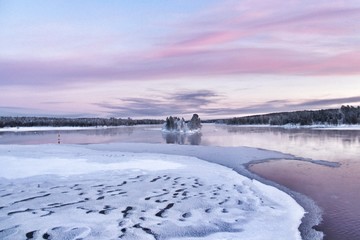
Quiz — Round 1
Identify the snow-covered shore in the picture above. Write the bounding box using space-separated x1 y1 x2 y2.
310 124 360 130
0 143 306 240
221 123 360 130
1 123 360 133
0 126 112 132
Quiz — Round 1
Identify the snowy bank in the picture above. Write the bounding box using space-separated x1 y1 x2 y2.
282 124 360 130
311 124 360 130
0 144 305 240
219 123 360 130
0 126 113 132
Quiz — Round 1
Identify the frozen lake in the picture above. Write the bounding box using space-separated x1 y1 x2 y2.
1 124 360 239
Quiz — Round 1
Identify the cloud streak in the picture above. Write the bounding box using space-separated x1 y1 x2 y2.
2 48 360 86
95 90 221 118
94 88 360 118
291 96 360 109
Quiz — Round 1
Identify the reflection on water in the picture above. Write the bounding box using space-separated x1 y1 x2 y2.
1 124 360 239
1 124 359 162
205 125 360 162
162 132 202 145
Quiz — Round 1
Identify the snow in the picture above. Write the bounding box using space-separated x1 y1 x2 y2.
0 144 304 240
218 123 360 130
87 142 295 169
281 124 360 130
0 126 112 132
0 156 183 179
311 124 360 130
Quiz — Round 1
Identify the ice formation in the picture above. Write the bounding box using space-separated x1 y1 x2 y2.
0 144 304 240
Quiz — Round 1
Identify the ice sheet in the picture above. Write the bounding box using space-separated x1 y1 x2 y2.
0 144 304 240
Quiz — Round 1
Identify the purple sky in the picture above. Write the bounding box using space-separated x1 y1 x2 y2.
1 0 360 119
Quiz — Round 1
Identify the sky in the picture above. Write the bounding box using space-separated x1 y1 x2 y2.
1 0 360 119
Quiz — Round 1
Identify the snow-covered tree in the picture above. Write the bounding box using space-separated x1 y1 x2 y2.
162 114 202 132
187 114 202 130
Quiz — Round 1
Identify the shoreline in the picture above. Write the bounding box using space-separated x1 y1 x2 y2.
1 123 360 133
243 162 324 240
220 123 360 130
87 142 326 240
248 157 360 240
0 125 160 133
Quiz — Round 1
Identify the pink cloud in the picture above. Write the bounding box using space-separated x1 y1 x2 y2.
303 51 360 75
254 7 360 36
144 1 360 65
2 48 360 87
168 1 360 48
148 31 244 59
175 31 239 48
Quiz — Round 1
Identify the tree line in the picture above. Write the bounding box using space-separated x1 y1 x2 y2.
2 106 359 128
0 116 164 128
224 105 360 126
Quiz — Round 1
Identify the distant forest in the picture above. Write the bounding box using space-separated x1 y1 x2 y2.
0 116 164 128
2 105 360 128
212 105 360 126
